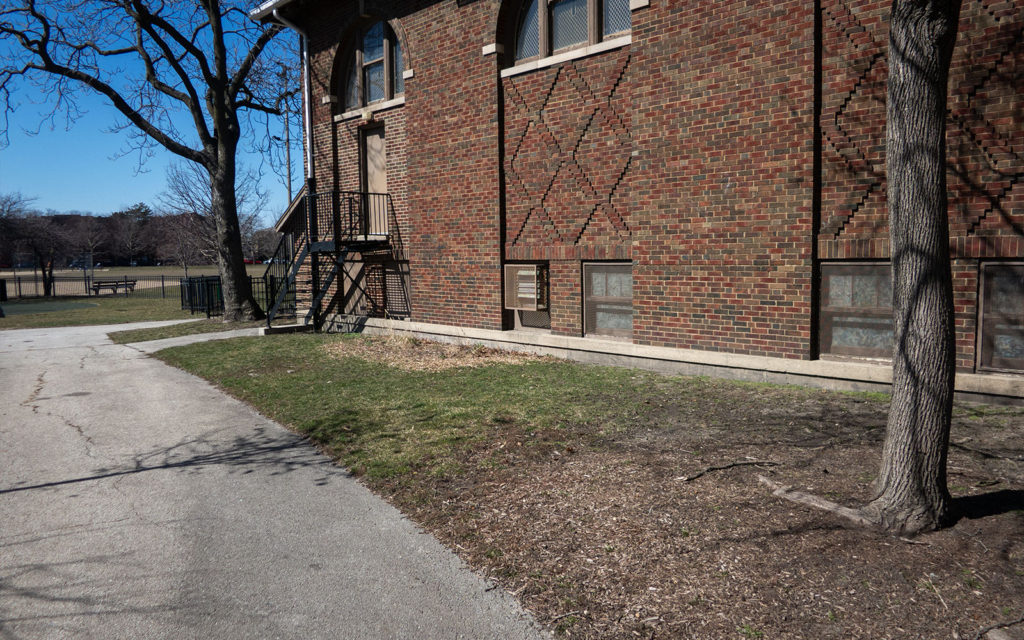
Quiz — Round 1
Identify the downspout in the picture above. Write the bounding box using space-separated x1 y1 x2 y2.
272 8 322 329
272 9 315 198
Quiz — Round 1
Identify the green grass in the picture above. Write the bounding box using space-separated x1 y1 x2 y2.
107 318 265 344
0 291 192 330
155 333 671 480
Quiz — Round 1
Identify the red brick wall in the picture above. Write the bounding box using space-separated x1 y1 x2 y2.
630 0 817 359
502 46 635 335
401 0 506 330
502 48 635 261
285 0 1023 371
819 0 1024 369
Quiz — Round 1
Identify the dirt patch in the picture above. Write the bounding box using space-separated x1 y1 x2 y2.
322 334 550 372
349 352 1024 639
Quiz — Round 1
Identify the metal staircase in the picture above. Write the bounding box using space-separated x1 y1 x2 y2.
263 190 399 331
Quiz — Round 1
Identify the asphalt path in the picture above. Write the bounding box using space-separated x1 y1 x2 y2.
0 322 547 639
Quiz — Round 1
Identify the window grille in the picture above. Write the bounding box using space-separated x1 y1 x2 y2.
979 263 1024 372
514 0 630 63
583 263 632 338
342 21 404 110
819 263 893 359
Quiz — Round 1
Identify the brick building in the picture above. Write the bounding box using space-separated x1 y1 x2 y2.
253 0 1024 395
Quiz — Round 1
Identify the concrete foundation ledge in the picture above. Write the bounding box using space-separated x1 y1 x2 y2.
260 323 314 335
319 315 1023 404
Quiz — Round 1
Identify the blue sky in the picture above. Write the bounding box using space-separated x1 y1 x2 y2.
0 3 302 228
1 94 297 226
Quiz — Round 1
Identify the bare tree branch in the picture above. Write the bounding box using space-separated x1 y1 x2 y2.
0 0 296 320
229 24 281 101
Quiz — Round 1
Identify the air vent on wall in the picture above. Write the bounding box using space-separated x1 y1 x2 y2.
504 264 549 311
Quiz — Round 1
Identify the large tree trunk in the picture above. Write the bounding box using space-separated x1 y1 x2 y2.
864 0 962 535
210 144 264 322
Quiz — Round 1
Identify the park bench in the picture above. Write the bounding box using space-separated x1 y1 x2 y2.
91 279 137 295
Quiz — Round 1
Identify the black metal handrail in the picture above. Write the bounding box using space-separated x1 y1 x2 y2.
263 229 304 327
307 190 395 246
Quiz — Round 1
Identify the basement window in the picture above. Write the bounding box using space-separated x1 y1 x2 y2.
819 263 893 359
583 262 632 339
978 262 1024 372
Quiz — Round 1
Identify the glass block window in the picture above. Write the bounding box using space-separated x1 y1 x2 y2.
584 263 632 338
819 263 893 358
514 0 630 62
341 21 405 110
979 263 1024 372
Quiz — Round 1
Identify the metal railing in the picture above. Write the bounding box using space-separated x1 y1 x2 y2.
179 276 224 317
262 229 304 327
178 275 286 317
307 190 394 245
1 274 179 299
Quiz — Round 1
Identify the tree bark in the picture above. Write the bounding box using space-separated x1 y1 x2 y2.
210 142 264 322
865 0 962 535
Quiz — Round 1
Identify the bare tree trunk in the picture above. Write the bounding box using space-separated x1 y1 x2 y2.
865 0 962 535
43 258 54 297
210 144 264 322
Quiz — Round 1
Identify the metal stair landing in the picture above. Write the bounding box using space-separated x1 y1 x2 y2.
263 189 398 332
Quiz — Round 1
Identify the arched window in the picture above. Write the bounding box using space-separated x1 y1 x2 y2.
343 21 404 111
514 0 629 62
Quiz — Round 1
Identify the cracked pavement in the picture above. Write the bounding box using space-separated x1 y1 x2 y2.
0 322 547 640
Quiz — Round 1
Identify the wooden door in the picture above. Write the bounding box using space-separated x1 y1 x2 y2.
362 127 387 235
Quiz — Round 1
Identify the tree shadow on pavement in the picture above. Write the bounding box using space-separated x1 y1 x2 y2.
0 426 345 496
0 552 181 640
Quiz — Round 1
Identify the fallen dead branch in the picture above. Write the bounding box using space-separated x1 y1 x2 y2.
952 440 1024 463
922 574 949 610
676 460 779 482
757 474 875 528
970 612 1024 640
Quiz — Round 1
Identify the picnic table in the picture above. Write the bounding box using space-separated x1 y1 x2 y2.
91 279 137 295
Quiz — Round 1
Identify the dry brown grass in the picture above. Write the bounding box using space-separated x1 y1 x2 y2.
321 333 550 372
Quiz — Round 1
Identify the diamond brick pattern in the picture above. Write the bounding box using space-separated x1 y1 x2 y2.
503 50 633 253
818 0 1023 371
819 0 1023 253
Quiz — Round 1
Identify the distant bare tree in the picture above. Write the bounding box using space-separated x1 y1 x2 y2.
0 192 34 271
159 161 268 260
149 212 207 277
1 194 72 295
1 0 295 320
250 227 281 263
67 215 106 276
109 202 152 266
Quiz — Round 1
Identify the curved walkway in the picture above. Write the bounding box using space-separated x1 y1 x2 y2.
0 322 546 640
